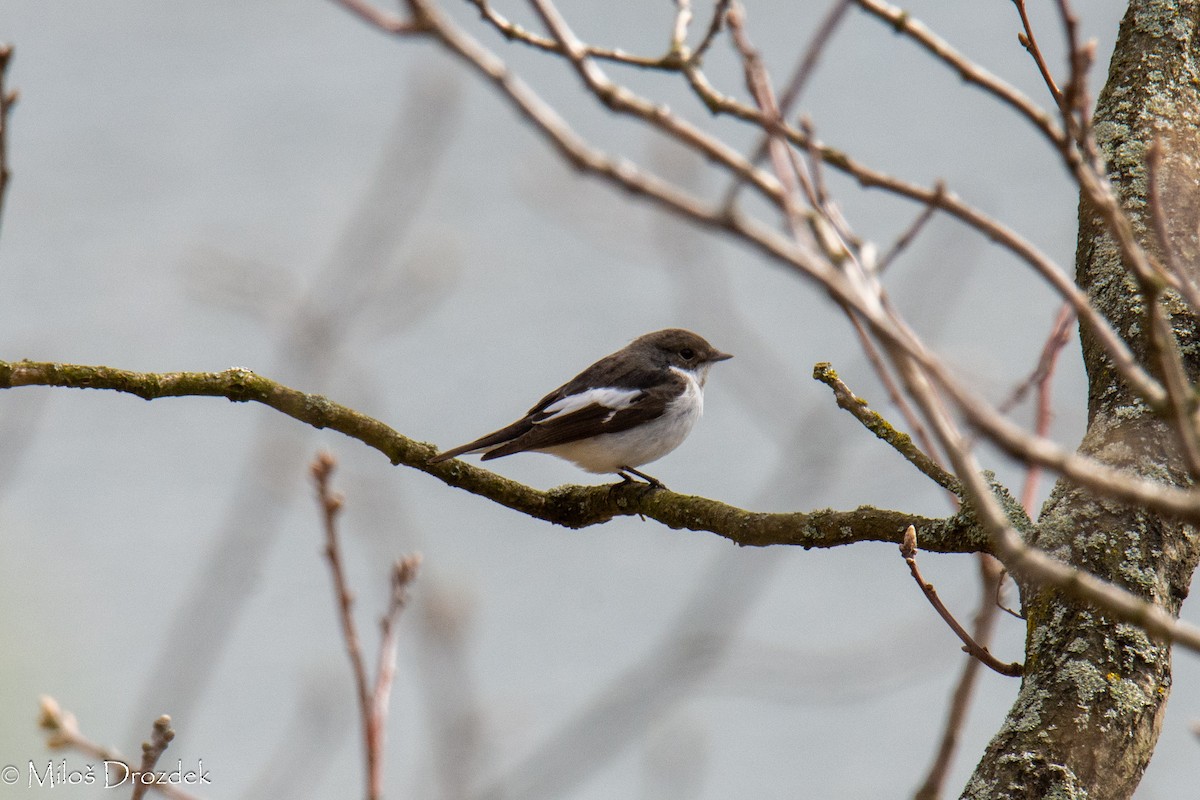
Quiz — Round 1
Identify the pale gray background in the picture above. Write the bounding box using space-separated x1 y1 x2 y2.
1 1 1195 798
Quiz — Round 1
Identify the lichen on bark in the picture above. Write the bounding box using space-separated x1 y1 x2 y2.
963 1 1200 797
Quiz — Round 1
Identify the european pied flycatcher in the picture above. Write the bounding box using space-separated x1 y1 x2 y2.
429 329 732 487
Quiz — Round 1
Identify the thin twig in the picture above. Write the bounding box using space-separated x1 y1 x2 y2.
312 452 379 799
913 554 1008 799
1017 303 1075 531
797 115 865 259
844 316 948 482
854 0 1064 148
724 1 814 240
874 183 943 275
1055 0 1090 144
991 304 1075 630
813 362 960 494
38 698 200 800
1145 139 1200 315
469 0 688 69
691 0 732 62
371 553 423 779
900 527 1022 677
129 717 176 800
1011 0 1063 105
312 453 420 800
722 0 853 207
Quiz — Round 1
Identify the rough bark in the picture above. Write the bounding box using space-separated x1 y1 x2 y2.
963 2 1200 797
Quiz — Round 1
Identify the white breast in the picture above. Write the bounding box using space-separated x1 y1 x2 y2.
539 367 704 474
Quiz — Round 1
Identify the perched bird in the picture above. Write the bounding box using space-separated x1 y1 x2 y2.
428 328 732 487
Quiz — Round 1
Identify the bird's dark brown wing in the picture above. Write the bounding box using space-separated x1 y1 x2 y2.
428 344 677 464
480 385 673 459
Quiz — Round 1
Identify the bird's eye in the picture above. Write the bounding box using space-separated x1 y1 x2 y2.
679 348 695 360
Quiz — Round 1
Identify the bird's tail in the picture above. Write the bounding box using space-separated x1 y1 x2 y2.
427 419 533 464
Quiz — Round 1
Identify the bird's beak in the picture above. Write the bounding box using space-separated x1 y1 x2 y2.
711 350 733 363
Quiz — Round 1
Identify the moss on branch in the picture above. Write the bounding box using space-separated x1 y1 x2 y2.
0 359 985 552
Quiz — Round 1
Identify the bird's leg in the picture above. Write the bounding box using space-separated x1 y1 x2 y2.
618 466 667 490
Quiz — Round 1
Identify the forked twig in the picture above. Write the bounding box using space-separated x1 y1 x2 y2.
129 717 176 800
692 0 732 62
38 698 200 800
312 452 421 800
1011 0 1064 105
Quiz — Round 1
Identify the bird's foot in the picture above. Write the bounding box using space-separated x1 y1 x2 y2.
616 466 668 491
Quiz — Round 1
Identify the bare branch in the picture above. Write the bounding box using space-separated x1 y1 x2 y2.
896 354 1200 655
38 698 199 800
311 452 378 798
1013 303 1076 509
527 0 786 208
468 0 686 69
899 526 1022 677
1011 0 1064 105
311 452 421 800
692 0 732 62
913 554 1007 799
129 717 176 800
854 0 1065 148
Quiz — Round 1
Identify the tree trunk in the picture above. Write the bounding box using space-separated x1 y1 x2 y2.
963 1 1200 797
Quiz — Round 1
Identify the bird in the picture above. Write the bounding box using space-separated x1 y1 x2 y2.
428 328 732 488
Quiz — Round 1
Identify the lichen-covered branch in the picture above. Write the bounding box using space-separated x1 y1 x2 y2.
0 359 979 553
812 361 960 494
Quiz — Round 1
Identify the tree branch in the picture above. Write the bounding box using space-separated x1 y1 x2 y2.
38 698 198 800
813 361 960 494
0 359 979 552
899 526 1022 677
311 452 420 800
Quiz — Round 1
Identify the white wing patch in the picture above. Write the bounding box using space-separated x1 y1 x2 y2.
538 387 642 423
